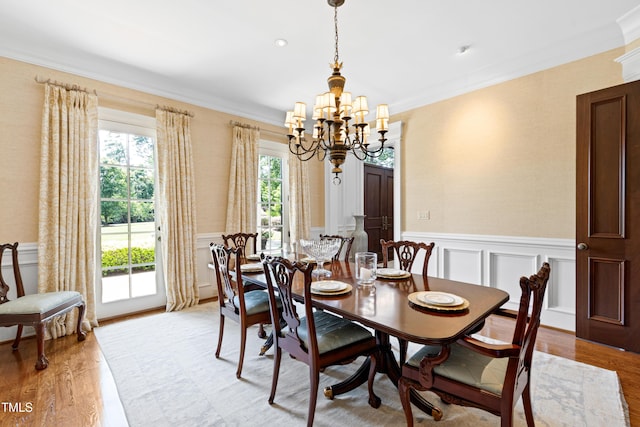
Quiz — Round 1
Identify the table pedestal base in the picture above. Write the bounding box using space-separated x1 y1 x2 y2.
323 331 442 419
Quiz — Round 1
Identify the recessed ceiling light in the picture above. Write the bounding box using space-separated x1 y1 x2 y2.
274 39 288 48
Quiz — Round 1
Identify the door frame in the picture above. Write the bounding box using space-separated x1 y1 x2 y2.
324 121 402 240
96 108 166 320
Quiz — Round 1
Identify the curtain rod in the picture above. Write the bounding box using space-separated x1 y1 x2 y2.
229 120 259 130
229 120 286 138
157 104 194 118
34 75 96 95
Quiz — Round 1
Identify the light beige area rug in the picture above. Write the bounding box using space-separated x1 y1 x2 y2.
94 302 629 427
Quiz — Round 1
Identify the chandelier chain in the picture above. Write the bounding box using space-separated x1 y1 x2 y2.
333 5 339 64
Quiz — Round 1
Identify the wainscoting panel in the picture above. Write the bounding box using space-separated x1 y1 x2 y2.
442 248 483 284
403 232 576 331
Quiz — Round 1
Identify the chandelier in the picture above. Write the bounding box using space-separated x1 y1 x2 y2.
284 0 390 185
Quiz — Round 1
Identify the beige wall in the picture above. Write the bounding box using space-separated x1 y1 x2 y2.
0 57 323 243
395 47 626 239
0 45 629 245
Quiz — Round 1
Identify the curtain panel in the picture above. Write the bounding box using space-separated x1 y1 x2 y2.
156 109 199 311
38 83 99 338
225 126 259 234
288 154 311 243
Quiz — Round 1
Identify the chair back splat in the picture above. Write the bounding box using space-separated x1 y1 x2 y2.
0 242 86 370
380 239 435 276
261 255 379 426
397 262 551 426
222 232 258 264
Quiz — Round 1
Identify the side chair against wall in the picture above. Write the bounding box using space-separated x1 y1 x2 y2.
261 255 380 427
0 242 86 370
397 262 551 426
380 239 435 276
221 232 258 265
210 243 276 379
319 234 354 261
380 239 435 364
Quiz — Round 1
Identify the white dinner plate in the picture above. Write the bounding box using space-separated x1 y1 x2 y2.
240 263 263 273
311 280 348 293
418 291 464 306
377 268 411 278
246 254 261 261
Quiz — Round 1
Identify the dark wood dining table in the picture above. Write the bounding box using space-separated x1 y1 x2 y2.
235 259 510 419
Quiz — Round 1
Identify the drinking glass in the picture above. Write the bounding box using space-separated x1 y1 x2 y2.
355 252 377 285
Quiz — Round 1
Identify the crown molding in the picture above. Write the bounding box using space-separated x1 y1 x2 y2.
617 5 640 45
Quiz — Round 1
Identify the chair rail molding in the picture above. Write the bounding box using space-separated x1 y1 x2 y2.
402 231 576 332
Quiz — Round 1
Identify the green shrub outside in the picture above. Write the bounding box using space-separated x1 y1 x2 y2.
102 246 155 276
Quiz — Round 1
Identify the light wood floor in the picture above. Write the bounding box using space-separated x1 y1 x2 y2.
1 309 637 427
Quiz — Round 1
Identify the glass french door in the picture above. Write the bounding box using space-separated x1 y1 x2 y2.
258 150 289 255
96 116 165 319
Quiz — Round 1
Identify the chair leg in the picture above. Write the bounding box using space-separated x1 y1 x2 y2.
522 383 535 427
11 324 24 350
269 347 281 404
307 368 320 427
34 323 49 370
398 377 415 427
257 323 267 338
215 315 225 358
236 325 247 379
367 353 381 408
76 303 87 341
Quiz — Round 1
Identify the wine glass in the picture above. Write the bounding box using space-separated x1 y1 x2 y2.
298 238 341 278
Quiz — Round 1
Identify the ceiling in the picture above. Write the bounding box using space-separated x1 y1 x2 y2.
1 0 639 127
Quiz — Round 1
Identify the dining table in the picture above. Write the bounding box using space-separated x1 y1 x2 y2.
222 257 510 419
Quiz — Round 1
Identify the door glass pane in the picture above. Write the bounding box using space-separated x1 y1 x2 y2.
258 154 284 253
99 130 157 303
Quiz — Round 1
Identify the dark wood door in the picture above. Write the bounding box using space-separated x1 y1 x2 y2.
364 164 393 259
576 80 640 353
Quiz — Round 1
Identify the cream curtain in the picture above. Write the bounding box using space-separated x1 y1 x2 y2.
224 126 259 234
288 154 311 243
156 109 199 311
38 83 99 338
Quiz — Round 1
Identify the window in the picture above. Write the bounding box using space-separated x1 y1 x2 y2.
257 141 289 254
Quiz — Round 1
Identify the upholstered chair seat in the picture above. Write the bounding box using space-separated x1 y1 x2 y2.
406 343 508 395
296 310 374 354
234 290 281 316
0 291 82 315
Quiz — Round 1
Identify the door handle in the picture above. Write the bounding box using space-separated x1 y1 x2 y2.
577 242 589 250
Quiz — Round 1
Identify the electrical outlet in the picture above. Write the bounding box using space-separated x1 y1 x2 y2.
417 210 430 220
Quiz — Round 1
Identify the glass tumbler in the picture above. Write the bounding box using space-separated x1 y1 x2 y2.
355 252 377 285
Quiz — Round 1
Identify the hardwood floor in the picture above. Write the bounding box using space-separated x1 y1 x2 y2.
1 310 637 427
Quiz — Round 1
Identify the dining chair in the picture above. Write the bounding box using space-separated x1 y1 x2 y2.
261 255 379 427
397 262 551 426
221 232 258 265
0 242 86 370
380 239 435 364
380 239 435 276
319 234 354 261
210 243 276 379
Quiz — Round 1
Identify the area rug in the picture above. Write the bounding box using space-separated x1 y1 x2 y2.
94 302 629 427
